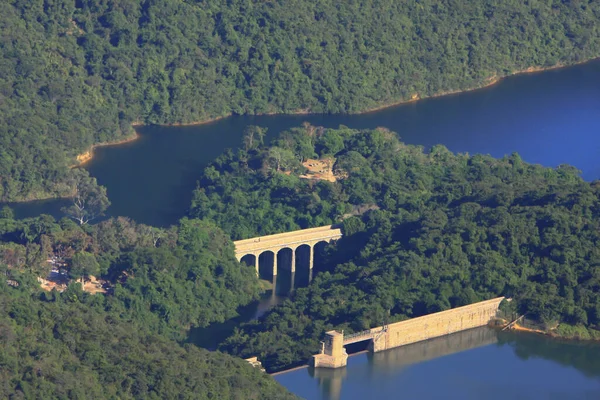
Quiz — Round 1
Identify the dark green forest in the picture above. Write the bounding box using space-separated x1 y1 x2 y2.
0 214 263 338
188 125 600 371
0 282 295 399
3 0 600 201
0 213 295 398
3 0 600 394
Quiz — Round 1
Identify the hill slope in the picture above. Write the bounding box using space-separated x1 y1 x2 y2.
2 0 600 201
187 125 600 370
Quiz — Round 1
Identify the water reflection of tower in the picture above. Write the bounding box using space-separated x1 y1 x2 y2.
309 366 347 400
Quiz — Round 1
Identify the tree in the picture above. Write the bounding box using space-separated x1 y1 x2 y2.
243 125 267 151
138 224 163 247
342 216 366 236
318 130 345 156
70 251 99 282
0 206 14 220
61 170 110 225
266 147 296 172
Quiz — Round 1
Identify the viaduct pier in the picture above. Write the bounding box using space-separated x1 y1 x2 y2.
312 297 504 369
233 225 342 276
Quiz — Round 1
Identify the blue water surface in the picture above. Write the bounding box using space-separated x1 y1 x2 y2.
8 61 600 226
275 329 600 400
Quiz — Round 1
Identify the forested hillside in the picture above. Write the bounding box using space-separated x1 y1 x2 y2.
188 125 600 371
0 281 295 399
0 212 298 397
2 0 600 201
0 214 263 338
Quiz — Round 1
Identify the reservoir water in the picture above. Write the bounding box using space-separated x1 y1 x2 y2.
275 327 600 400
6 61 600 397
8 60 600 226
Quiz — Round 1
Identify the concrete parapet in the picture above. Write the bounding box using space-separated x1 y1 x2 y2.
234 225 342 256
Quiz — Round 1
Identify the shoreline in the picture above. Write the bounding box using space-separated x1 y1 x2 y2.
154 59 597 129
69 131 140 168
14 56 600 203
270 364 309 377
150 61 592 130
359 60 593 114
5 131 141 203
69 58 597 171
149 114 232 127
507 322 600 342
152 108 313 128
507 323 548 336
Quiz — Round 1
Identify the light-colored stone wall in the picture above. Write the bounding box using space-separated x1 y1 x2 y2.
233 225 342 257
313 297 504 368
371 297 504 352
234 224 343 276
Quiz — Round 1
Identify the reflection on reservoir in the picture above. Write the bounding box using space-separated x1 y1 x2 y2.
308 327 498 400
498 331 600 379
188 243 329 350
277 328 600 400
367 325 498 374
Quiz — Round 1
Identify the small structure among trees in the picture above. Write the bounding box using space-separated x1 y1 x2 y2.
299 158 339 182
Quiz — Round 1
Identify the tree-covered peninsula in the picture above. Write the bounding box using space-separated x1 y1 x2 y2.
188 125 600 371
0 213 296 398
3 0 600 201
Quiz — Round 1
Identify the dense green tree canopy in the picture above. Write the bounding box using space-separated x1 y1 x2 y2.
3 0 600 393
187 125 600 371
0 214 263 338
0 278 295 399
0 213 297 397
2 0 600 201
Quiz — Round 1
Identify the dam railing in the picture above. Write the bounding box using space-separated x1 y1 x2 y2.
343 326 386 345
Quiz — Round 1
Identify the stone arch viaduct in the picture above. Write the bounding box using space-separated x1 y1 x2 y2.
233 225 343 276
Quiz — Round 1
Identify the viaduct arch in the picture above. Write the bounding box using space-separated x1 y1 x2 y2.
234 225 343 276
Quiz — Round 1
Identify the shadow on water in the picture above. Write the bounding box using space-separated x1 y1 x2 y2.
187 269 295 350
497 331 600 379
7 198 70 221
188 259 322 350
189 240 330 351
187 291 286 351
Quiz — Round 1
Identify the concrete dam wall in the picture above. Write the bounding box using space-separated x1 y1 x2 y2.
310 327 498 400
313 297 504 368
